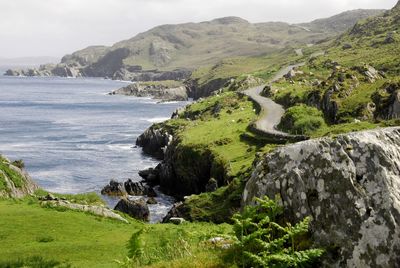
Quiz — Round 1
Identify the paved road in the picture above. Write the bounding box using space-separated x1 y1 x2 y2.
244 63 305 136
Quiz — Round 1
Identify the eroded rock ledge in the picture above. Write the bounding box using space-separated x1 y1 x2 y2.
109 83 188 102
243 127 400 267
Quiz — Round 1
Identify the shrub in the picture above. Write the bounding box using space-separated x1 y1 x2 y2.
229 197 324 268
11 159 25 169
279 105 326 135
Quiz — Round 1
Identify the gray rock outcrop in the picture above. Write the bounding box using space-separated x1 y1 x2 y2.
109 83 188 101
0 155 39 198
243 127 400 267
101 179 157 197
114 198 150 221
136 126 173 159
41 200 129 223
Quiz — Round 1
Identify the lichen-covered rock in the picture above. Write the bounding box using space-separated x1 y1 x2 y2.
373 81 400 120
243 127 400 267
0 155 39 198
41 200 129 223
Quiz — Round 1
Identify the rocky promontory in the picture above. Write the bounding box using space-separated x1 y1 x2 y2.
109 82 188 102
0 155 38 198
243 127 400 267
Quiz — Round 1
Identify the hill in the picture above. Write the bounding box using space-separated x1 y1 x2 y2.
4 9 383 81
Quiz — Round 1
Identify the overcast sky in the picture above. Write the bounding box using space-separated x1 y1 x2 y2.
0 0 397 58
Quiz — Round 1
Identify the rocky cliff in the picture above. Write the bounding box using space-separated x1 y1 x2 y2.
0 156 39 198
243 127 400 267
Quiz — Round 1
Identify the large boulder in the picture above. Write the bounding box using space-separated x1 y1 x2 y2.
101 179 126 196
124 179 157 197
243 127 400 267
114 198 149 221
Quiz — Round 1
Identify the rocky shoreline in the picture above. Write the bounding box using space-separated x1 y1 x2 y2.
109 82 188 102
4 64 191 83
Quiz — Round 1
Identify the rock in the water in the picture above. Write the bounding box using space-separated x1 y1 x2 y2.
124 179 157 197
243 127 400 267
114 198 149 221
146 197 158 205
101 180 127 196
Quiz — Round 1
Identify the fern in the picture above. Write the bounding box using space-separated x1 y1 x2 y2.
127 229 144 259
231 196 324 268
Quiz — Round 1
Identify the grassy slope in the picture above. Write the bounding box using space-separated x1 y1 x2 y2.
266 6 400 137
0 198 231 267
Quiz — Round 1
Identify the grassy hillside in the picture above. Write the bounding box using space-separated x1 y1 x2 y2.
0 197 231 267
266 3 400 137
143 2 400 223
58 10 382 76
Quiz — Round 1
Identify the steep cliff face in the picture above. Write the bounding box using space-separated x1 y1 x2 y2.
0 156 38 198
243 127 400 267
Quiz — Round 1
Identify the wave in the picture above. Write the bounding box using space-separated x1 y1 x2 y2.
146 117 170 123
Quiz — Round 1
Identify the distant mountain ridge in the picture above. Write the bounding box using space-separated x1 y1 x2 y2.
5 9 384 81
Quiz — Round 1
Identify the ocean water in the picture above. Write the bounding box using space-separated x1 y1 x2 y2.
0 73 187 221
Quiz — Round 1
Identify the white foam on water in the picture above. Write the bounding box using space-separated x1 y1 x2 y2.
146 117 170 123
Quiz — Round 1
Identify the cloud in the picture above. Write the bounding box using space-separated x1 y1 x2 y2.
0 0 397 58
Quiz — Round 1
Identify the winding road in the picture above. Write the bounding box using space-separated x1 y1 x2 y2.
244 63 306 140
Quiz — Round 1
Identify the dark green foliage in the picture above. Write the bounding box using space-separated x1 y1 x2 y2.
279 105 327 135
181 177 246 223
230 197 324 268
127 229 144 259
11 160 25 169
0 256 70 268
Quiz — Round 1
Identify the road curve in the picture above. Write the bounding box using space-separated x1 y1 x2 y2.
244 63 305 137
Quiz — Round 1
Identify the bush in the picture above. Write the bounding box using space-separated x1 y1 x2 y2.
0 256 70 268
11 159 25 169
279 105 326 135
228 197 324 268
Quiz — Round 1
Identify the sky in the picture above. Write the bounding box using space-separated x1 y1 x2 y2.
0 0 397 59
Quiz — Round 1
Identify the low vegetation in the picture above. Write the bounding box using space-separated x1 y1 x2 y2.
0 197 232 268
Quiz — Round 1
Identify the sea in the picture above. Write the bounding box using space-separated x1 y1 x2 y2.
0 69 188 222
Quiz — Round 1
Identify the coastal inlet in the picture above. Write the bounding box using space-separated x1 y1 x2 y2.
0 74 189 222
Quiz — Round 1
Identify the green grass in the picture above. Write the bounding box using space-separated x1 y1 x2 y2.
34 189 105 206
176 92 259 177
311 121 379 137
0 199 232 268
0 158 24 188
